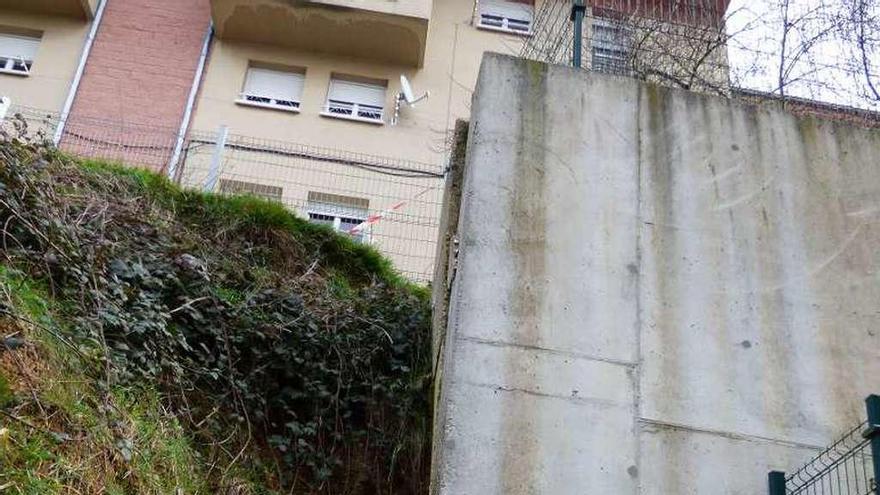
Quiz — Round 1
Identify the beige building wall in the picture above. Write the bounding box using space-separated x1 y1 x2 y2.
187 0 731 280
191 0 535 163
180 144 445 279
192 0 731 164
188 0 539 280
0 10 90 114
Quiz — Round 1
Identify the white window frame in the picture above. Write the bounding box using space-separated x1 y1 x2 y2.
321 77 387 125
306 199 371 244
236 65 305 113
0 33 40 77
476 0 534 35
590 18 632 75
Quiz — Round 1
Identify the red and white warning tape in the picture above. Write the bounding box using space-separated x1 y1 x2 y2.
350 185 438 235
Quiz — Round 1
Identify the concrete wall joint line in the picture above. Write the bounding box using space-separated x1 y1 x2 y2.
462 380 628 408
633 82 645 495
457 335 639 368
639 417 825 451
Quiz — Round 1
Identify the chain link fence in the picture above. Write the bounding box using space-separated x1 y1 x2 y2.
3 104 445 283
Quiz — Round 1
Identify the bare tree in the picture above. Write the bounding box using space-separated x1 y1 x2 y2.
521 0 880 110
771 0 838 100
837 0 880 102
623 2 744 95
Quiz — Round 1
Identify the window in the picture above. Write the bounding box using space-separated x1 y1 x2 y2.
0 33 40 75
219 179 283 202
322 75 387 124
477 0 533 34
306 192 371 243
591 19 631 75
237 65 305 112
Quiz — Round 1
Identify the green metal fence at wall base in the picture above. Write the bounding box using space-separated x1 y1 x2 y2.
769 395 880 495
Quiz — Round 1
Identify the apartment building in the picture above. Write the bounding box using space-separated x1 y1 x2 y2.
0 0 97 114
0 0 731 280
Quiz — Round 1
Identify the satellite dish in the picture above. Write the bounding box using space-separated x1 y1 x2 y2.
400 75 429 106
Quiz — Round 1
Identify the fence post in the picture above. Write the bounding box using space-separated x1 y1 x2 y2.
203 125 228 193
865 395 880 495
0 96 10 123
768 471 786 495
570 0 586 68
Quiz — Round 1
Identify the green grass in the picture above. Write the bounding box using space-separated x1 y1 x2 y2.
0 371 12 408
121 389 208 494
76 157 423 295
0 149 432 493
0 266 51 322
0 266 219 495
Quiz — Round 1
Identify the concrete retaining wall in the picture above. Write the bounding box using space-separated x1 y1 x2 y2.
431 53 880 494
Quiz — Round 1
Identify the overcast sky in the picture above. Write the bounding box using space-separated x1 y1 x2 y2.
725 0 879 108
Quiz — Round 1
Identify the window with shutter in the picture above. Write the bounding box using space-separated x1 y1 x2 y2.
306 191 371 243
591 20 632 75
237 65 305 112
0 33 40 75
322 76 387 124
219 179 283 202
477 0 534 34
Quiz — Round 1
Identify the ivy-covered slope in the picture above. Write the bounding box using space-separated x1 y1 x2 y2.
0 139 432 494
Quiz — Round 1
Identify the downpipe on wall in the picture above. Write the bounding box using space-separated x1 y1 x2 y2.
167 22 214 181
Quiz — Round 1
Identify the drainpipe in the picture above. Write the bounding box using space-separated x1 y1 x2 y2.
167 22 213 181
53 0 108 146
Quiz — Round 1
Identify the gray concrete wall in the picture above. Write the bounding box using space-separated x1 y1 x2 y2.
432 53 880 494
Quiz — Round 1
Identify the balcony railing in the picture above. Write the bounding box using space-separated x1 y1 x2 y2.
322 100 385 124
478 14 532 34
235 93 302 113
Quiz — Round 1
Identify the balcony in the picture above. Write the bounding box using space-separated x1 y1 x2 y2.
211 0 432 67
0 0 98 19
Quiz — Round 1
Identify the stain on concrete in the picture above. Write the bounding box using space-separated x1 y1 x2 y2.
627 263 639 276
437 54 880 495
500 57 549 494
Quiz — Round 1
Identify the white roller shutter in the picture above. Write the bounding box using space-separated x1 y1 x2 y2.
0 34 40 61
242 67 304 105
327 79 386 108
479 0 533 31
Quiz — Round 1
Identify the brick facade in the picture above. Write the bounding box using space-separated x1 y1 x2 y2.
61 0 211 171
590 0 731 26
735 89 880 129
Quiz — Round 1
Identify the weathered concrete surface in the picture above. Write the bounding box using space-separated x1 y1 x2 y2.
431 53 880 494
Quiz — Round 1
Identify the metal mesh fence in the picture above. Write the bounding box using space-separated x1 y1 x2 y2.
178 129 445 283
780 422 875 495
522 0 880 114
3 106 446 284
9 105 180 172
523 1 733 94
770 396 880 495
